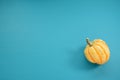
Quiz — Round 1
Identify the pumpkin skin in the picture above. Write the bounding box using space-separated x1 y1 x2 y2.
84 38 110 65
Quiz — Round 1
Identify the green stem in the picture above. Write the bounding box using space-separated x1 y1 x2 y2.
86 38 92 46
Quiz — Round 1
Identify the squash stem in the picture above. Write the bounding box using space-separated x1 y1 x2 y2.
86 38 92 46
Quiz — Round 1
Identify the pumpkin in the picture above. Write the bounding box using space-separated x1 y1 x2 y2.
84 38 110 65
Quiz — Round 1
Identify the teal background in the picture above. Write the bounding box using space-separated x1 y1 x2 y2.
0 0 120 80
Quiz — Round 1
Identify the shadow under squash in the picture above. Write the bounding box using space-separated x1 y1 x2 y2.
69 46 99 71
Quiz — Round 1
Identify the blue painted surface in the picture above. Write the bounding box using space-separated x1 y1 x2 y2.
0 0 120 80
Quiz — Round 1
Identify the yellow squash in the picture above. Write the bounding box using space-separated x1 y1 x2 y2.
84 38 110 65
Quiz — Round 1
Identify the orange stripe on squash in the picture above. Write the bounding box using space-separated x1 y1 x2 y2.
92 46 103 64
95 43 108 62
88 48 96 63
